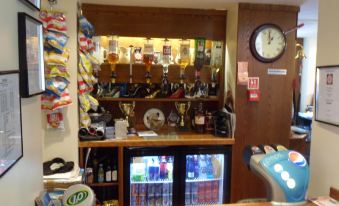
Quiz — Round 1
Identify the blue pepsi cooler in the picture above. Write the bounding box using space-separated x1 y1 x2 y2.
250 150 309 205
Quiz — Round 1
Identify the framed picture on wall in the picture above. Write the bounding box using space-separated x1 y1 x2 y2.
20 0 41 11
0 71 23 178
18 12 45 98
315 65 339 126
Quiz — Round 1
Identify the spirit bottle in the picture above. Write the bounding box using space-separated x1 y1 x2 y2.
143 38 154 84
179 39 190 85
194 102 205 133
209 41 223 96
108 35 119 83
193 38 205 97
161 39 171 96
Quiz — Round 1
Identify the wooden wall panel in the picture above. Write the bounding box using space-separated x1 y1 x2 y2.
82 4 227 41
231 3 299 202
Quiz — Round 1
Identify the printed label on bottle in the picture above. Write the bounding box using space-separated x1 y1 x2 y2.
195 115 205 125
144 43 154 54
106 171 112 182
180 45 190 59
112 170 117 181
163 45 171 56
211 41 223 66
109 40 118 54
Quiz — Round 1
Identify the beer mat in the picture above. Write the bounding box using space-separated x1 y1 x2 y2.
137 131 158 137
310 196 338 206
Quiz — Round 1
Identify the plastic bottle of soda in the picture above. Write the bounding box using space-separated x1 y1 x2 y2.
167 157 173 180
193 155 199 179
160 156 167 180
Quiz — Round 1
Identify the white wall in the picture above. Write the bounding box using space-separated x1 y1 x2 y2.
299 36 317 112
0 0 43 205
42 0 79 164
309 0 339 197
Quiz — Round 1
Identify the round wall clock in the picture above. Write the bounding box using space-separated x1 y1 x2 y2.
250 24 286 63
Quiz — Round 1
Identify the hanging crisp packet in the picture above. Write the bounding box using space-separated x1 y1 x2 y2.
39 10 52 31
45 77 70 97
78 73 93 95
41 89 72 110
45 49 70 66
45 65 70 79
79 16 94 38
46 109 65 130
87 95 99 111
78 94 91 112
79 51 93 74
47 12 67 35
79 107 91 128
46 31 69 51
78 32 88 52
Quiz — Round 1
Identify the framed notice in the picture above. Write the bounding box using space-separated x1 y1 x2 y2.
315 65 339 126
0 71 23 178
20 0 41 11
18 12 45 98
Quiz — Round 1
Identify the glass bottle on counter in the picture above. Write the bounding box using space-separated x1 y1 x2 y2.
195 102 205 133
98 164 105 183
112 161 118 182
105 164 112 182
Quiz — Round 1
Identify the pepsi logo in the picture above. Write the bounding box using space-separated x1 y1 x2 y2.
288 151 307 167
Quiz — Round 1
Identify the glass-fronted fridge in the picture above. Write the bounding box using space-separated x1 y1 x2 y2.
184 154 225 205
124 146 231 206
124 148 179 206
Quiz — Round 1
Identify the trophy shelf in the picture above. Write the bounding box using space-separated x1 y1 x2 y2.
97 97 219 102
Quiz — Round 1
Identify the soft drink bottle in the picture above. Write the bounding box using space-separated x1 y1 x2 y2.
185 182 191 205
193 155 199 179
187 156 194 179
167 157 173 180
199 155 207 179
160 156 167 180
206 155 214 179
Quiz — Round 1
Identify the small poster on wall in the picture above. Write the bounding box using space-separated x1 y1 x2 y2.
315 65 339 126
0 71 23 177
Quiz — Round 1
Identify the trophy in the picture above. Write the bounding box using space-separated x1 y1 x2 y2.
175 101 191 130
119 101 136 133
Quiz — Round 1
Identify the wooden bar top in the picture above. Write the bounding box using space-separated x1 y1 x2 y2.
79 133 235 148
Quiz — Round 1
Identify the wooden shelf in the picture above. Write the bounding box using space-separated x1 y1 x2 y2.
79 133 235 148
87 182 118 187
97 97 219 102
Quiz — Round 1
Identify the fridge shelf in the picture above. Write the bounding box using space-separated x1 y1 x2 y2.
130 180 173 184
185 178 223 183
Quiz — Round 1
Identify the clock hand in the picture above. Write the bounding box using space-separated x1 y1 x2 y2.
268 30 271 45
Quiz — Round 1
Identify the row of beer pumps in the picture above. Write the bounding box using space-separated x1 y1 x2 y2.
99 36 223 95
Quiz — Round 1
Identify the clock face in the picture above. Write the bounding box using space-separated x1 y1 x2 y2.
250 24 286 63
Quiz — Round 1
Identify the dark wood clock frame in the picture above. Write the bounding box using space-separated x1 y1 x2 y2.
249 23 287 63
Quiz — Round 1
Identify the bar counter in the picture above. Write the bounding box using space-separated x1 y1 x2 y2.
78 133 235 148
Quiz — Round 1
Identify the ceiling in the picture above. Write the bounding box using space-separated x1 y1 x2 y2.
80 0 318 37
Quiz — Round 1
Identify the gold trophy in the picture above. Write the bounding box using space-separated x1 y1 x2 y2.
119 101 136 133
175 101 191 130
